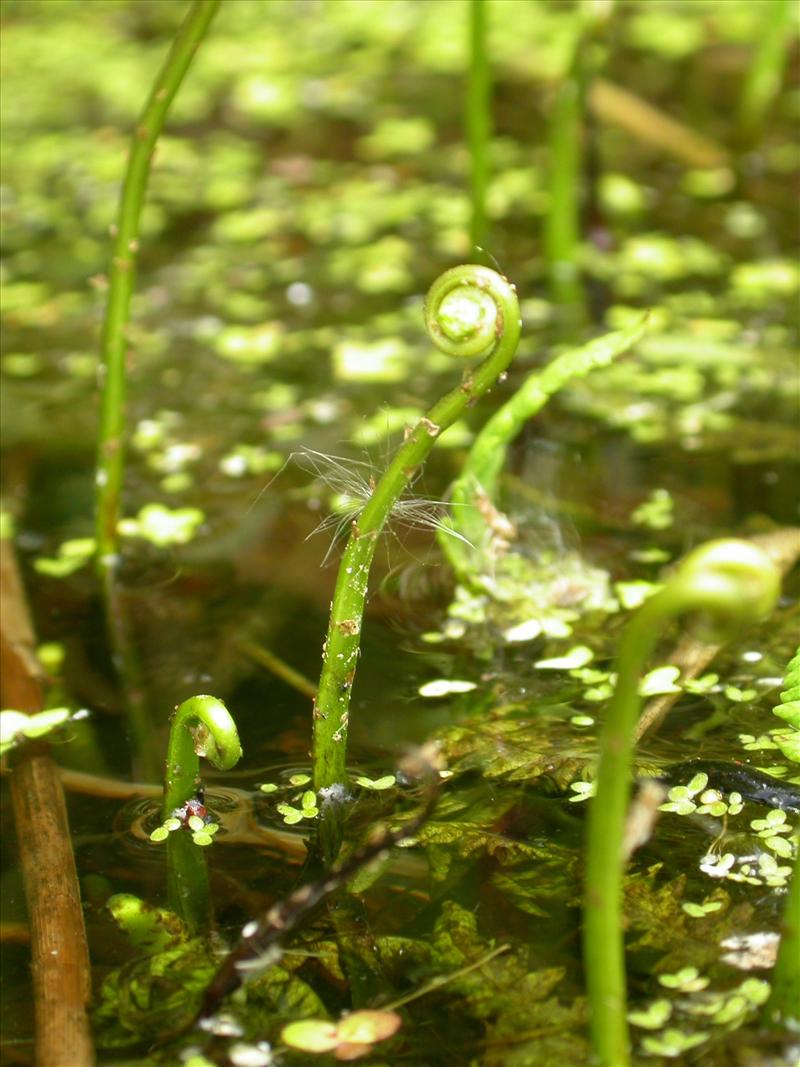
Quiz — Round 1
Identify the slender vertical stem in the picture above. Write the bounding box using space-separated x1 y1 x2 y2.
583 540 781 1066
311 266 520 858
737 0 792 147
545 33 586 310
94 0 220 774
763 843 800 1028
467 0 491 251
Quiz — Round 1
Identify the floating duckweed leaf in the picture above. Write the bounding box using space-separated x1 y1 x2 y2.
289 773 311 786
163 817 182 832
34 537 96 577
658 966 709 992
418 679 477 698
639 665 682 697
119 503 204 547
187 815 206 833
336 1009 402 1044
569 781 596 802
149 826 169 843
628 998 672 1028
641 1028 709 1056
281 1019 341 1053
332 338 407 382
615 580 661 610
213 322 284 365
631 488 674 530
355 775 396 791
192 831 214 847
0 706 73 754
724 685 756 703
502 619 542 643
259 782 279 793
681 900 723 918
534 645 593 670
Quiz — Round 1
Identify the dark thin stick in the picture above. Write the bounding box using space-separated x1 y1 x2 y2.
195 753 443 1026
1 540 94 1067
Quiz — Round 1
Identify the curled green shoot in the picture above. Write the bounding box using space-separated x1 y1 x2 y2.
584 539 781 1067
437 315 648 586
163 695 242 819
312 266 521 825
94 0 220 775
162 695 241 929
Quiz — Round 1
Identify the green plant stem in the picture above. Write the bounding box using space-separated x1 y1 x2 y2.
94 0 220 775
545 32 587 310
763 841 800 1028
583 539 781 1067
438 315 648 584
737 0 793 147
163 695 242 818
311 266 521 837
467 0 491 251
163 694 241 929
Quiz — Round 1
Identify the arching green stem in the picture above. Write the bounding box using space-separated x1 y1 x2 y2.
94 0 220 777
437 315 648 585
163 695 241 930
163 695 242 819
312 266 520 820
584 539 781 1067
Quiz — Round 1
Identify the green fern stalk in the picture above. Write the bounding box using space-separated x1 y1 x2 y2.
162 695 241 929
94 0 220 775
584 540 781 1066
438 315 648 584
312 266 521 808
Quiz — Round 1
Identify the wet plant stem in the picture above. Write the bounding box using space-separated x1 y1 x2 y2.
94 0 219 776
584 539 781 1067
438 315 648 584
467 0 490 251
737 0 792 147
312 266 520 855
163 695 241 929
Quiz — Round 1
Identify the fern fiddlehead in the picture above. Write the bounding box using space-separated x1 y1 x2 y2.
584 539 781 1066
312 266 521 828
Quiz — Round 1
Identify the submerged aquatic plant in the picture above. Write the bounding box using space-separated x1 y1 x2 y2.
94 0 220 775
158 695 241 930
312 264 520 856
583 539 781 1067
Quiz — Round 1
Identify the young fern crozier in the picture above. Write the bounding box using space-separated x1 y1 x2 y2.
312 266 521 804
162 695 241 929
583 539 781 1067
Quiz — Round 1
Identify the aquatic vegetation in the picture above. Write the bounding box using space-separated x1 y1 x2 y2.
94 0 220 777
438 315 647 593
584 539 782 1066
159 694 241 929
2 1 799 1063
312 264 521 856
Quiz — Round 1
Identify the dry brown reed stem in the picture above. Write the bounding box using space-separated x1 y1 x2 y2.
0 540 94 1067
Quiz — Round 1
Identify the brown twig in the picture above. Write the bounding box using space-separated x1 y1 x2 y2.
1 539 94 1067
